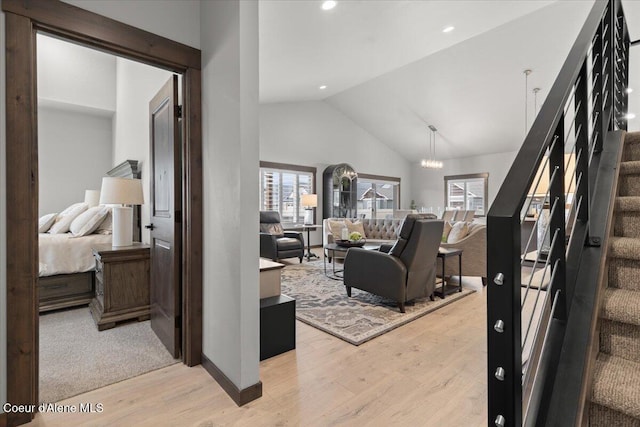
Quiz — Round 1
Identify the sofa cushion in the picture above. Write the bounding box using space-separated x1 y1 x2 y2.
447 221 470 243
276 237 301 250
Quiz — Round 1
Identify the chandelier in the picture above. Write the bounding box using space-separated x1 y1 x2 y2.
420 125 443 169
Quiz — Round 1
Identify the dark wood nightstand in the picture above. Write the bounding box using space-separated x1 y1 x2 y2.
90 243 151 331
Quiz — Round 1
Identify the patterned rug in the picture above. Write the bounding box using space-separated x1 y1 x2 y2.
280 259 475 345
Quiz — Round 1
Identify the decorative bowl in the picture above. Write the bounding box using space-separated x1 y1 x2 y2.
336 239 366 248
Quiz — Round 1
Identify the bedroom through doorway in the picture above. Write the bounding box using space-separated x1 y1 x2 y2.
36 33 181 403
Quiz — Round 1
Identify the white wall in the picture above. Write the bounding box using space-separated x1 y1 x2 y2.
201 0 260 390
411 150 518 217
0 9 6 415
37 34 116 113
260 101 413 245
113 58 173 243
38 107 113 216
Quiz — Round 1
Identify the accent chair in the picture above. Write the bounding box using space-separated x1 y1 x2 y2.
259 211 305 263
343 216 444 312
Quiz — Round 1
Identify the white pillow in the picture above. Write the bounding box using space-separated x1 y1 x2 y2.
70 206 110 237
95 209 113 235
38 213 58 233
447 221 470 244
48 202 88 234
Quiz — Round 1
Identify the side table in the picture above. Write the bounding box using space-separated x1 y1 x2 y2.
434 247 463 299
90 243 151 331
284 224 322 261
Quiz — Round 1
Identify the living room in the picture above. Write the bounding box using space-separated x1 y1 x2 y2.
255 0 590 401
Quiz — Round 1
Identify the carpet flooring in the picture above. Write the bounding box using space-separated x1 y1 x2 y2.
39 307 179 403
280 259 474 345
590 131 640 425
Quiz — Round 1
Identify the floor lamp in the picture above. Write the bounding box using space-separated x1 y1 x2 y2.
99 177 144 247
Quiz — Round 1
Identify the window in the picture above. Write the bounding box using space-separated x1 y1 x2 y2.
357 174 400 219
444 173 488 217
260 161 316 224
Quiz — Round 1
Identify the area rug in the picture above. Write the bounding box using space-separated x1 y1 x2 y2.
39 307 179 403
280 260 475 345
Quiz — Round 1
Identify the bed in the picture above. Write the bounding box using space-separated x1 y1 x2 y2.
38 160 141 312
38 233 112 312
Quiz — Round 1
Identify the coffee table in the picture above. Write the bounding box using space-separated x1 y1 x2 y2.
323 242 380 280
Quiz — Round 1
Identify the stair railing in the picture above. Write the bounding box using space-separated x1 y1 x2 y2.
486 0 630 425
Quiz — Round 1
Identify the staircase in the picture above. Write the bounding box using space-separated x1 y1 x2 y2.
590 132 640 426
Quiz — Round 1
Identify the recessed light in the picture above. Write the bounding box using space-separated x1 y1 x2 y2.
442 26 455 33
319 85 327 90
322 1 336 11
627 88 634 94
626 113 636 120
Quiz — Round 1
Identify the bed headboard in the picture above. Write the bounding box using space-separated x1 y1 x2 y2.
106 160 142 242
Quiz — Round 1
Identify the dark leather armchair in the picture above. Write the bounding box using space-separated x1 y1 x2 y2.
344 216 444 312
259 211 305 262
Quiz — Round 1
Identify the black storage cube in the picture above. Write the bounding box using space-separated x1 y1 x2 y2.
260 294 296 360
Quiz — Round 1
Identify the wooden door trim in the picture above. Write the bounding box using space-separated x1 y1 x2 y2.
2 0 200 70
2 1 203 425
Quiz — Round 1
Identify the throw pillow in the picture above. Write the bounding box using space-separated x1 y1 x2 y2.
38 213 58 233
70 206 110 237
442 221 453 243
260 223 284 236
345 219 366 239
95 209 113 235
48 202 88 234
447 221 470 244
327 219 346 238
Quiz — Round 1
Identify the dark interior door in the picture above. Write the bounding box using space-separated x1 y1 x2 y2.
149 76 182 358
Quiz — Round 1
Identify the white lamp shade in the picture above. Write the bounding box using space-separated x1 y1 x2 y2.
99 177 144 205
301 194 317 208
84 190 101 207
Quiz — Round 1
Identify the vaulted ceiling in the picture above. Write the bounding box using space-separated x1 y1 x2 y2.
259 0 639 161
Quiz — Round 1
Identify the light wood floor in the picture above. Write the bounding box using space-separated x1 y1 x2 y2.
27 258 488 427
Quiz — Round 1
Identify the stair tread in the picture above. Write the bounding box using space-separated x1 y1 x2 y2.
602 288 640 326
616 197 640 212
626 132 640 145
621 161 640 175
610 237 640 260
592 354 640 419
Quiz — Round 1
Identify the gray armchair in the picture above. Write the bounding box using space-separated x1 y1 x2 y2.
344 216 444 312
259 211 304 262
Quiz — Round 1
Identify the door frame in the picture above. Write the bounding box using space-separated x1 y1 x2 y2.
2 1 203 425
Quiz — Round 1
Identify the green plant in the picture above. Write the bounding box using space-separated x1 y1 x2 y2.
349 231 363 242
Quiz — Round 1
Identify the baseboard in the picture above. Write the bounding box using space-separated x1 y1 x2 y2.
201 353 262 406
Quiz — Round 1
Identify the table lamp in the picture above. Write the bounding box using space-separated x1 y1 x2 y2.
84 190 101 208
301 194 317 225
99 177 144 247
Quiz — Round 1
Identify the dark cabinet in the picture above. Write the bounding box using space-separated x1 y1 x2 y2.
323 163 358 219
